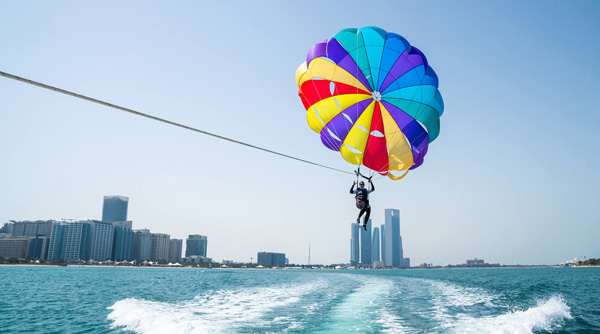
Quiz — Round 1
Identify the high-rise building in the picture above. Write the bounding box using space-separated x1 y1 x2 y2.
111 221 133 261
89 221 114 261
0 222 14 234
372 226 380 263
169 239 183 263
257 252 285 266
380 224 386 264
185 234 207 257
102 196 129 223
47 221 91 262
350 223 360 266
151 233 170 262
384 209 402 268
399 236 404 268
403 258 411 268
360 219 372 267
132 229 152 261
11 220 53 238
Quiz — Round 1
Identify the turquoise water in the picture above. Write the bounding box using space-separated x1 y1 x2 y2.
1 267 599 333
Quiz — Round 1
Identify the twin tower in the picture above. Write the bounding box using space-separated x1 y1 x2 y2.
351 209 409 268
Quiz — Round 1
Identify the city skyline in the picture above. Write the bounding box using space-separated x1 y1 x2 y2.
1 2 599 265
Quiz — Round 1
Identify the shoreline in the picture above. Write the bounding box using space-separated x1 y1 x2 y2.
2 263 599 269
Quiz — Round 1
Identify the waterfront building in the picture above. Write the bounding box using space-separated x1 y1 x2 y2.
151 233 170 262
169 239 183 263
350 223 360 266
102 195 129 223
132 229 152 261
89 221 114 261
399 236 404 268
384 209 402 268
1 222 14 234
380 224 386 265
185 234 207 257
11 220 53 238
0 237 29 259
466 258 485 266
183 255 212 264
372 227 380 263
257 252 286 266
360 219 372 267
403 258 411 268
111 221 133 261
47 221 91 262
27 235 49 260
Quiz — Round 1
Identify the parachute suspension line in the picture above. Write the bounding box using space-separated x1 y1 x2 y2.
0 71 354 176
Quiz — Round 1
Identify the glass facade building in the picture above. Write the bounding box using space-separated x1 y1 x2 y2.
257 252 286 266
185 234 207 257
372 226 380 263
360 219 372 267
132 229 152 261
27 235 49 260
151 233 170 262
102 196 129 223
350 223 360 266
111 221 133 261
169 239 183 263
89 221 114 261
380 224 386 264
384 209 403 268
47 221 91 262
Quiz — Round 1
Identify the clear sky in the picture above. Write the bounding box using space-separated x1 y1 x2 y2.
1 1 599 265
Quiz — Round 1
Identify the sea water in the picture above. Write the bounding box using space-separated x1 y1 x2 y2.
1 266 598 333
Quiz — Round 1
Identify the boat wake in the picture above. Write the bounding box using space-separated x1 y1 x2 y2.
451 295 572 334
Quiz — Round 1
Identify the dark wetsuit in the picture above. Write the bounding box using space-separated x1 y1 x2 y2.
350 181 374 225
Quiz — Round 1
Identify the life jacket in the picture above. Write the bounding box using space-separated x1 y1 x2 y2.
356 187 369 202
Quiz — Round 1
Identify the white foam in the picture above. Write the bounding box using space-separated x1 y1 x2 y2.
423 279 498 327
107 282 323 334
452 296 572 334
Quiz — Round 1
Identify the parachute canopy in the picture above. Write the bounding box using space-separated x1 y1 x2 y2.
296 27 444 180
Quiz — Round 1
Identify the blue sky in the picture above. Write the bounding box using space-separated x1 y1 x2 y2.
1 1 599 265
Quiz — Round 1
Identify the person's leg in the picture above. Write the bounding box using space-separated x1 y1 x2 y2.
364 206 371 226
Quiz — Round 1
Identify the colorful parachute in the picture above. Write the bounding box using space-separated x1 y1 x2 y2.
296 27 444 180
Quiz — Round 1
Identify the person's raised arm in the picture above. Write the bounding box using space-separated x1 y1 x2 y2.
369 179 375 192
350 181 356 194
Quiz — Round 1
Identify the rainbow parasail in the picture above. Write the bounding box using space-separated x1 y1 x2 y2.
296 26 444 180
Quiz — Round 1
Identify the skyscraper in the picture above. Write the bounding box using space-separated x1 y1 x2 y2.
384 209 402 268
102 196 129 223
47 221 91 262
372 226 380 263
151 233 170 262
185 234 207 257
111 221 133 261
380 224 386 264
360 219 372 267
132 229 152 261
350 223 360 266
169 239 183 263
89 221 114 261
